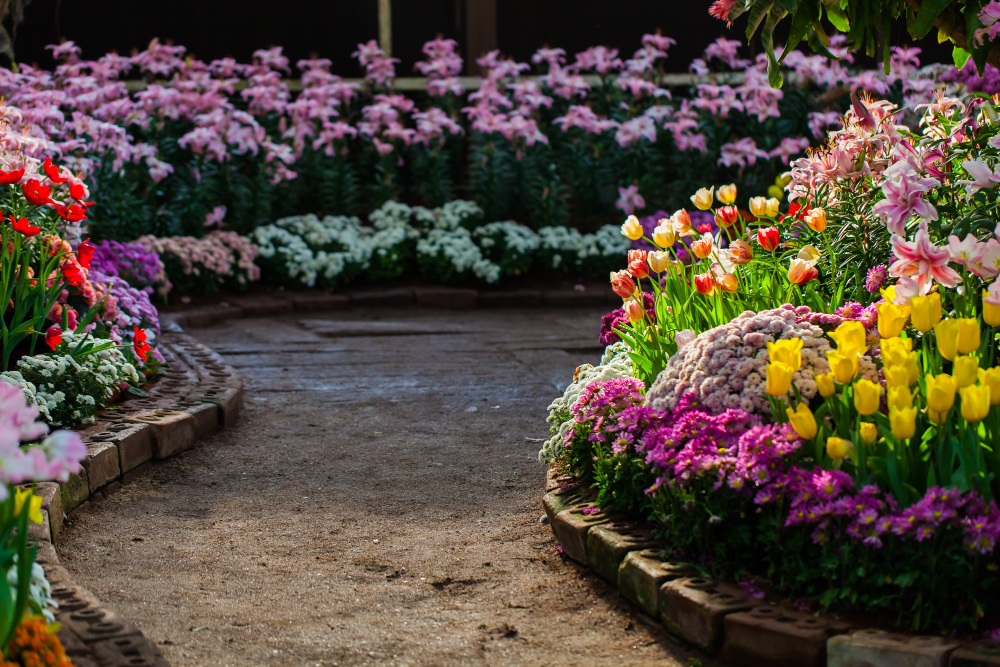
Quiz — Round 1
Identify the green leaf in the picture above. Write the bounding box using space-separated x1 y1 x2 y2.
807 27 839 60
783 1 818 58
762 9 786 88
127 386 150 398
911 0 952 39
778 0 799 12
825 1 850 31
746 0 776 40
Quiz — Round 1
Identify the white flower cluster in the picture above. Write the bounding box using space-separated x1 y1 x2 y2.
536 224 628 270
253 214 373 287
539 342 633 462
8 557 57 622
413 199 483 230
0 332 139 426
417 227 502 283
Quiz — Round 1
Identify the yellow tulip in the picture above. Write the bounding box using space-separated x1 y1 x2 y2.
877 300 910 339
717 183 737 205
957 318 981 354
880 336 912 366
647 250 671 273
982 367 1000 406
860 422 878 445
652 224 675 248
927 408 945 424
883 364 910 390
621 215 644 240
815 372 835 398
910 292 942 333
826 437 852 460
853 378 882 415
786 403 818 439
691 187 714 210
768 339 804 372
984 289 1000 327
797 245 821 263
887 385 914 412
889 407 918 440
13 489 43 525
926 373 957 414
960 384 991 423
804 208 827 233
903 352 921 386
954 355 980 388
765 198 780 217
829 321 867 352
749 196 768 217
766 362 795 397
827 348 860 383
935 319 960 361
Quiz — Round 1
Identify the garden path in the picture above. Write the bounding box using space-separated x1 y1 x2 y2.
56 306 723 667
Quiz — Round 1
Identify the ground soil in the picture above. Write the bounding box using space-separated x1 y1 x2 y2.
57 306 725 667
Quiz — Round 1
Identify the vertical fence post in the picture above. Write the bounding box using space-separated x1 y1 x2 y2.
465 0 497 75
378 0 393 56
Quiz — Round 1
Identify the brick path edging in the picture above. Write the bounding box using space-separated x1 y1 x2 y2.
543 464 1000 667
26 319 243 667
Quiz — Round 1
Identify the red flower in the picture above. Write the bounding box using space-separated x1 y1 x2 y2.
694 272 717 296
714 205 739 229
627 249 649 279
60 261 85 286
44 325 62 351
76 238 95 269
696 223 712 234
10 215 40 237
22 180 52 207
69 182 87 200
42 158 68 184
0 168 24 186
54 203 88 223
757 226 780 252
779 202 811 222
134 326 151 362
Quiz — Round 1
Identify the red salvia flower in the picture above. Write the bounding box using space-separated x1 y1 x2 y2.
10 215 41 237
44 325 62 351
22 179 52 207
42 158 68 184
0 168 24 185
133 326 151 362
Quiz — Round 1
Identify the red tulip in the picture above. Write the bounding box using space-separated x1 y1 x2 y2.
134 326 151 362
22 179 52 207
44 325 62 351
694 272 717 296
69 182 87 200
627 249 649 279
54 203 88 222
714 205 739 228
60 261 85 286
610 269 638 300
10 215 40 237
757 226 780 252
76 238 95 269
0 168 24 185
42 158 68 184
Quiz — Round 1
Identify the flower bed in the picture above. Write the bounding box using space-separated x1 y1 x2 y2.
543 91 1000 639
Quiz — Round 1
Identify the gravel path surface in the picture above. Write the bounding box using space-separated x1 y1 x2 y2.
56 307 722 667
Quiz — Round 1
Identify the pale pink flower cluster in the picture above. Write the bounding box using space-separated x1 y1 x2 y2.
352 40 399 87
645 305 878 416
0 382 86 497
414 37 465 97
975 2 1000 46
136 231 261 283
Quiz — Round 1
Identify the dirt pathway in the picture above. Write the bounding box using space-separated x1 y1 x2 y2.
57 307 722 667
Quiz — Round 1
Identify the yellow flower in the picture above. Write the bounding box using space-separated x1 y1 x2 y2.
13 489 43 525
957 318 981 354
935 319 959 361
960 384 991 423
749 196 769 217
890 407 918 440
910 292 941 333
786 403 818 439
621 215 644 240
827 348 860 383
647 250 671 273
716 183 737 205
887 385 914 412
853 378 881 415
883 364 910 390
984 289 1000 327
877 300 910 339
880 336 912 366
826 437 852 460
767 339 804 372
903 352 921 386
927 408 945 424
829 321 867 352
652 223 675 248
804 208 827 233
815 372 835 398
860 422 878 445
691 187 714 210
797 245 821 263
982 367 1000 405
766 362 795 397
954 355 980 388
767 184 784 200
765 198 780 217
925 373 957 414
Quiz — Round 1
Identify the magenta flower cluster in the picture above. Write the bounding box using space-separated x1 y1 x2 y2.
599 292 657 345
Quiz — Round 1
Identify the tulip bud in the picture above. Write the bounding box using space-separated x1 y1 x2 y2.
804 208 827 233
957 318 981 354
765 198 781 217
889 407 917 440
910 292 941 333
853 378 881 415
826 348 860 383
860 422 878 445
714 206 739 228
954 355 980 388
935 319 960 361
627 249 649 279
883 364 910 390
609 270 638 300
876 300 910 339
797 245 821 263
768 339 803 372
691 234 715 260
624 299 644 324
749 196 768 217
717 272 738 293
826 437 852 460
671 209 692 234
621 215 644 240
984 288 1000 327
694 272 717 296
787 258 819 285
766 361 795 396
757 226 780 252
786 403 818 439
691 187 714 211
887 385 914 412
717 183 737 205
815 372 835 397
925 373 957 414
960 384 991 423
647 250 670 273
727 239 753 265
652 222 675 248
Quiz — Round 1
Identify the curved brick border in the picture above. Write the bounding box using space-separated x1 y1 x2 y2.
542 464 1000 666
25 319 243 667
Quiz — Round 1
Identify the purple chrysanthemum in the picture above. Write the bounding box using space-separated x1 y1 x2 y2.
865 265 889 293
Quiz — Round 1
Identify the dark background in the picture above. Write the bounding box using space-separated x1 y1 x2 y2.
13 0 952 75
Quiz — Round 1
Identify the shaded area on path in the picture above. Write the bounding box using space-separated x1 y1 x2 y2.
57 307 723 666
